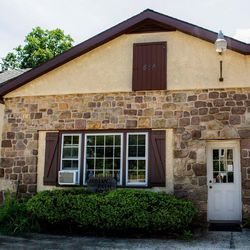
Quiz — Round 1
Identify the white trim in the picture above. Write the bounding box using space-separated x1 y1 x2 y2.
83 133 123 185
60 133 82 184
126 132 148 186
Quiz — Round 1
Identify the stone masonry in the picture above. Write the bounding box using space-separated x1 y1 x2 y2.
1 88 250 219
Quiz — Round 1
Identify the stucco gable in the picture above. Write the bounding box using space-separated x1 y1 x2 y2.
0 9 250 100
4 30 250 98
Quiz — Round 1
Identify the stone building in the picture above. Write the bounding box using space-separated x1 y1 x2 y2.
1 9 250 223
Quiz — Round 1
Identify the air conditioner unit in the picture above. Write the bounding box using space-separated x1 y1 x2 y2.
58 170 79 185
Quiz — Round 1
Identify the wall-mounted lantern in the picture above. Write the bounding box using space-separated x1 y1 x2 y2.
215 30 227 82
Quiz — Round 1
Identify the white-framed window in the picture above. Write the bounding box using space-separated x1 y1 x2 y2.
126 132 148 186
83 133 123 185
60 134 81 183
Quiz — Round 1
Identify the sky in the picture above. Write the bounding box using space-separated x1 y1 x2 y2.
1 0 250 60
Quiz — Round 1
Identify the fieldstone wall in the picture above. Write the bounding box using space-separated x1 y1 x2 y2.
1 88 250 219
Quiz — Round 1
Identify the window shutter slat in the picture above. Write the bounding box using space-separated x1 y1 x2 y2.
44 132 59 185
149 130 166 187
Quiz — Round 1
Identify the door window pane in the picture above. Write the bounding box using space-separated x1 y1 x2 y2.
228 172 234 183
213 149 219 160
212 148 234 183
213 161 219 171
227 149 233 160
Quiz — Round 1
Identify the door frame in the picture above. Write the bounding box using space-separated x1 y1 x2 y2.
206 140 242 222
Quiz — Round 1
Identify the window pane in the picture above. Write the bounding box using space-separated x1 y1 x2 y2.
86 147 95 158
227 161 234 172
105 159 113 169
114 170 120 182
63 148 71 158
96 159 104 170
86 159 94 169
212 147 235 184
128 171 137 182
62 160 71 169
220 161 225 171
213 172 219 183
115 147 120 157
72 160 78 169
63 147 78 158
128 160 137 170
129 135 137 145
213 149 219 160
96 136 104 145
138 160 146 170
106 135 113 145
73 136 79 145
220 172 227 183
72 148 79 158
127 133 147 185
138 135 145 145
61 135 80 171
213 161 219 171
220 149 225 158
138 171 146 182
87 136 95 146
138 146 145 157
62 160 78 170
128 146 137 157
227 149 233 160
115 135 121 145
85 134 122 184
96 147 104 157
95 171 103 177
104 170 112 177
228 172 234 183
105 147 113 157
63 136 72 145
114 159 120 170
86 170 94 181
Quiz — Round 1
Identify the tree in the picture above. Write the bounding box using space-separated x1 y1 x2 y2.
1 27 74 71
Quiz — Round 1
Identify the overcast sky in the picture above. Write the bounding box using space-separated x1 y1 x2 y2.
1 0 250 60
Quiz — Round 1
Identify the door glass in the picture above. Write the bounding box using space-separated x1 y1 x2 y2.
212 148 234 183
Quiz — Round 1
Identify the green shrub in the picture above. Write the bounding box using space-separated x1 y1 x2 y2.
27 189 197 235
0 192 38 234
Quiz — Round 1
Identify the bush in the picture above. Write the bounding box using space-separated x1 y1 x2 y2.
0 192 38 234
27 189 197 235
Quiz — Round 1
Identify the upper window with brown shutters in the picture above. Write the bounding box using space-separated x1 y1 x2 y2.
132 42 167 91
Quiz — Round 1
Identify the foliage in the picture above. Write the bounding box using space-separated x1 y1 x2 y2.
1 27 74 71
0 192 39 234
27 189 197 235
179 229 194 241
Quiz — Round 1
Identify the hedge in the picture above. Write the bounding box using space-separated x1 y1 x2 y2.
27 189 197 234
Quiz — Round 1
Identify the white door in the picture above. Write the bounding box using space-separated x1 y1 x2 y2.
207 141 241 221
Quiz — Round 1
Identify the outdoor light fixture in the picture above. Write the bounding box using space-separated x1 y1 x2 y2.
215 30 227 82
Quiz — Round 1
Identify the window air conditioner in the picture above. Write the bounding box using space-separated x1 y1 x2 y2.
58 170 79 185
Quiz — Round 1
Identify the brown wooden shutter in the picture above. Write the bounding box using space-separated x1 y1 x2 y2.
132 42 166 91
44 132 59 185
149 130 166 187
